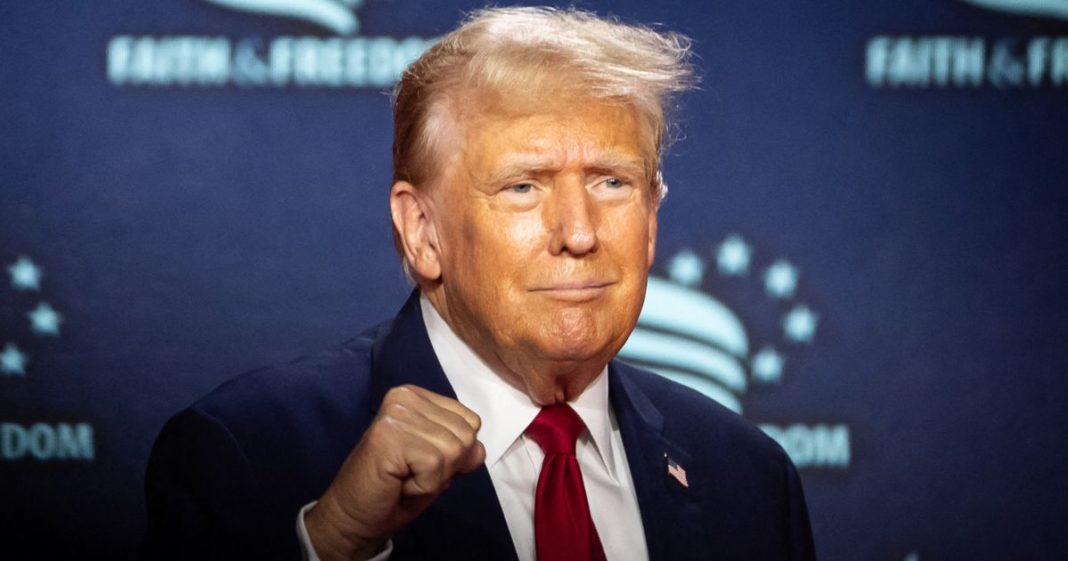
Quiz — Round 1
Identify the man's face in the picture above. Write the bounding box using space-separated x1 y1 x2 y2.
422 99 658 402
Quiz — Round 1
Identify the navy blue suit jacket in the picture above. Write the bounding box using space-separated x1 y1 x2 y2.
141 292 816 560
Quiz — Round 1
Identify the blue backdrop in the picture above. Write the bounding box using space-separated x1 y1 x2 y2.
2 1 1066 559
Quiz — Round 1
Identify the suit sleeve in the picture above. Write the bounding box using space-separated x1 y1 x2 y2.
784 458 817 561
140 406 296 560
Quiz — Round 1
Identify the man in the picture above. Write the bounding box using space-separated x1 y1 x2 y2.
141 7 816 561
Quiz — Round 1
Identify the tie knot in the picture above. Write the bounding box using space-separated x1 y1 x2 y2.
525 403 586 456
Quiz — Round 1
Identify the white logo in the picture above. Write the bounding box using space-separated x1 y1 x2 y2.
865 2 1067 89
204 0 366 35
3 255 64 378
619 235 850 469
961 0 1068 21
2 254 94 462
620 236 817 414
106 0 435 88
866 35 1068 88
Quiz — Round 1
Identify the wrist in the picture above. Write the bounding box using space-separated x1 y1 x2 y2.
305 496 387 561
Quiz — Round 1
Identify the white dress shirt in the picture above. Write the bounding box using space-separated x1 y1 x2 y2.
298 296 649 561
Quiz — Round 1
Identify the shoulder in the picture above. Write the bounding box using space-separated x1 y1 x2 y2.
188 321 390 425
144 322 393 533
155 322 390 482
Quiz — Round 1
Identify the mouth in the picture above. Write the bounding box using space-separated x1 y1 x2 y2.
530 281 615 302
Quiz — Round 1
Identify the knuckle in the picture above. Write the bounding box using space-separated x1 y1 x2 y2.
441 437 463 460
469 412 483 432
385 385 415 403
365 419 393 444
458 428 477 449
382 401 409 420
423 448 446 471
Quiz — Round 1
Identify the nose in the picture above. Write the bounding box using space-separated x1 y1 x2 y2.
546 177 598 256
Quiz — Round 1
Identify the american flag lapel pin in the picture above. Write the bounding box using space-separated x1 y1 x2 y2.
664 453 689 488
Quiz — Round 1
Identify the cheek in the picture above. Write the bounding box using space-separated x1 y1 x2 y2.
607 207 654 258
480 216 544 276
453 214 537 308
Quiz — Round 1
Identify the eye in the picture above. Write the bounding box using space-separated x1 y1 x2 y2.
603 177 625 189
508 182 535 194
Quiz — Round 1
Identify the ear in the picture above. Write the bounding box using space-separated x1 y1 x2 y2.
390 181 443 281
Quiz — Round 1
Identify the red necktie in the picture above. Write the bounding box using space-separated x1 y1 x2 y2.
525 404 608 561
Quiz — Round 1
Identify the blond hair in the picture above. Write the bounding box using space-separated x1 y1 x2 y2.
392 6 696 198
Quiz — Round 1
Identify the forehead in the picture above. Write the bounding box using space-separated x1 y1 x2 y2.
456 100 653 177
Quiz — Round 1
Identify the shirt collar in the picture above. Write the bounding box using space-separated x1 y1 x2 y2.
420 295 617 478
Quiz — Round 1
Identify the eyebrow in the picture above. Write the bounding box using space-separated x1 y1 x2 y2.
484 153 648 186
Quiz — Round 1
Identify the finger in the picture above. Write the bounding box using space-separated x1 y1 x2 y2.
409 398 481 450
459 440 487 473
376 401 478 482
399 435 455 496
405 404 487 475
398 407 485 475
400 385 482 431
389 387 483 458
361 418 449 497
401 403 481 466
379 387 486 482
385 387 478 450
399 439 484 492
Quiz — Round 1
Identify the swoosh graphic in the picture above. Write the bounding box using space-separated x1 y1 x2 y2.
961 0 1068 20
205 0 359 34
637 276 749 357
620 327 748 392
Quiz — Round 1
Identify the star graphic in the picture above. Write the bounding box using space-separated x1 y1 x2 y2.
1 342 28 376
751 347 785 383
716 234 751 276
668 250 704 286
28 302 63 336
784 304 818 344
8 256 42 291
764 260 799 299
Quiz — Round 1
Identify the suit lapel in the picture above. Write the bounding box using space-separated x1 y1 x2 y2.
610 362 711 561
370 291 518 561
369 291 457 406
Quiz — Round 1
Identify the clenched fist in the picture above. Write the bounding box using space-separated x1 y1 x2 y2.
305 385 485 561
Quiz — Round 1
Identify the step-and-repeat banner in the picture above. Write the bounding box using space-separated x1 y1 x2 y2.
2 1 1065 559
